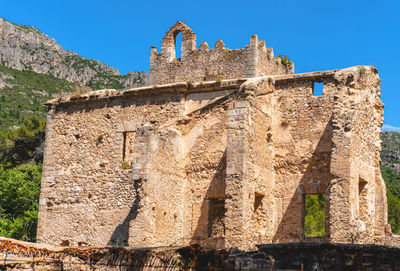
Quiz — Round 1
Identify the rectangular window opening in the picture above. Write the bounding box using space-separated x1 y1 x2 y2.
253 193 265 232
122 131 136 164
254 193 264 212
122 132 127 162
313 82 324 96
303 194 326 237
208 198 225 238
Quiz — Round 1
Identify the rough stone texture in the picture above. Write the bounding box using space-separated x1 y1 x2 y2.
0 237 198 270
0 17 146 88
3 237 400 271
37 23 395 251
146 22 293 86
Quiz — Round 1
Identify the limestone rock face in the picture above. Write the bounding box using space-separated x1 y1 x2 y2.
381 131 400 173
0 17 146 88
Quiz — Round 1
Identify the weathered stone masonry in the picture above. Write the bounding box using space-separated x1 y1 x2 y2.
36 22 399 251
3 237 400 270
147 21 293 85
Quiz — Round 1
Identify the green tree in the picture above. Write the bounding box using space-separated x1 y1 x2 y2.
382 167 400 234
0 116 45 168
0 116 45 241
304 194 325 237
0 163 42 241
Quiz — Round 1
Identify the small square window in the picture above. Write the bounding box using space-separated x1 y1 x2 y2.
313 82 324 96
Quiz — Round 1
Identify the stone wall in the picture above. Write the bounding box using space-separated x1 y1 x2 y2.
146 22 293 86
37 81 242 248
4 237 400 271
37 66 388 250
267 75 336 244
0 237 199 271
37 89 184 246
222 66 386 249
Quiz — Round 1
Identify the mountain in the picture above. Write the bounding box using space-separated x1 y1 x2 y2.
381 131 400 173
0 18 146 89
0 63 79 130
0 17 147 130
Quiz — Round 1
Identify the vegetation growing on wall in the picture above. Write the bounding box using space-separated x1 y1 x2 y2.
276 54 293 69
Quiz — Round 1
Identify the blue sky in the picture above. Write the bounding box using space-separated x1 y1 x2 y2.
1 0 399 129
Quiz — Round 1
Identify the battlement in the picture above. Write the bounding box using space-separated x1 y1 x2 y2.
146 21 294 85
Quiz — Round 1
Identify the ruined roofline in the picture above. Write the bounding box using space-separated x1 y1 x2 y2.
44 79 246 106
45 66 374 106
271 65 378 82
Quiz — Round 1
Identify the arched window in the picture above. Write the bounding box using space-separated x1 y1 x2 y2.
174 31 182 60
161 22 196 62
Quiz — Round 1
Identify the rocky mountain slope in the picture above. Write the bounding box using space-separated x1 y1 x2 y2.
0 63 79 130
0 17 148 130
381 131 400 173
0 17 146 89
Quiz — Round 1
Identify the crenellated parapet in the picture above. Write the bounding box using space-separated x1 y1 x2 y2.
147 22 294 85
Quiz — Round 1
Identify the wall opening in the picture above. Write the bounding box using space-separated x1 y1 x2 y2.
303 194 326 237
358 178 368 222
122 132 127 161
174 32 182 60
208 198 225 238
122 131 136 164
313 82 324 96
252 193 265 232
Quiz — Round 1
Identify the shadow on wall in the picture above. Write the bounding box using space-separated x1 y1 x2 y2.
108 179 143 246
272 115 334 243
190 150 227 249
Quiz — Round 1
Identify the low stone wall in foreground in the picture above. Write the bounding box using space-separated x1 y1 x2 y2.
2 237 400 270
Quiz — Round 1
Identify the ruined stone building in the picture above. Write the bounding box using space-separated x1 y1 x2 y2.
36 22 397 250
